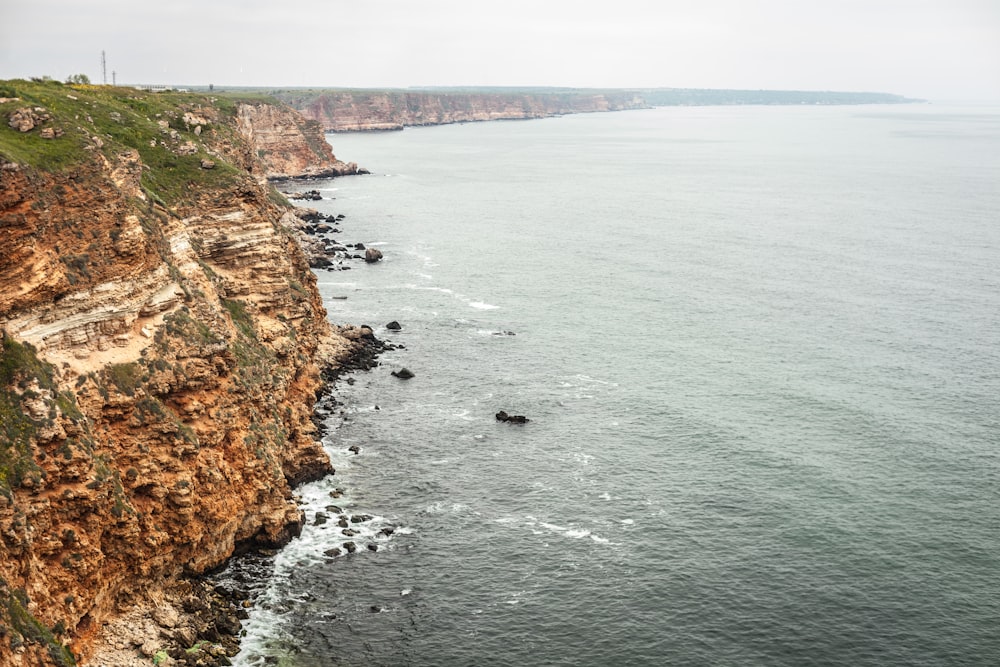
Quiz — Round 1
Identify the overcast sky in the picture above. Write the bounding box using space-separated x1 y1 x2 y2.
1 0 998 101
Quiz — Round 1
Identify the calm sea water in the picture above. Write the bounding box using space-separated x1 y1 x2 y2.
225 105 1000 666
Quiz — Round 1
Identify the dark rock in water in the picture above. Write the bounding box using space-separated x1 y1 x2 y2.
315 223 332 233
380 527 395 537
392 367 415 379
348 444 361 454
313 512 328 526
336 214 346 220
365 247 383 263
368 543 379 552
338 517 350 528
327 505 342 513
290 189 322 201
386 320 402 330
369 605 383 613
355 242 366 250
309 256 333 268
344 541 357 553
329 488 345 498
341 528 358 537
496 410 529 424
493 330 516 336
350 514 372 523
324 547 342 557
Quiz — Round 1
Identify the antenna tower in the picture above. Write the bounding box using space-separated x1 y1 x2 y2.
102 51 107 85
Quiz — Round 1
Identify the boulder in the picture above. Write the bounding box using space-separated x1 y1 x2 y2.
496 410 529 424
386 321 402 330
348 445 361 454
391 368 414 380
344 541 357 553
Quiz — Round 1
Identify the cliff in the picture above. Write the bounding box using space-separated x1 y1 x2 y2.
0 80 360 666
233 101 364 178
273 89 649 131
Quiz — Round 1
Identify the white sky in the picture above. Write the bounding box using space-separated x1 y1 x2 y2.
1 0 998 101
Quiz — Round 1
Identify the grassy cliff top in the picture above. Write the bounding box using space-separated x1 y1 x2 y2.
0 79 277 206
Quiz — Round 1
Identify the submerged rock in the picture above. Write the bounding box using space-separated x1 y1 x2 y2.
365 247 383 263
392 367 415 379
386 320 402 330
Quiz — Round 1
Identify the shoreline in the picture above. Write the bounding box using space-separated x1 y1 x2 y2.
87 179 392 667
88 324 389 667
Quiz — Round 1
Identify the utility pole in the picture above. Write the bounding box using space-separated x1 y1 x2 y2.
101 51 107 85
112 71 116 86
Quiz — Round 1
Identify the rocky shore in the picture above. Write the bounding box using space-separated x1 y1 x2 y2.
0 79 373 666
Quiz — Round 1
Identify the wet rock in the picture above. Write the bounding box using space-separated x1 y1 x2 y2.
326 505 342 513
341 528 358 536
386 320 402 330
391 368 414 380
338 517 350 528
496 410 530 424
329 488 345 498
348 445 360 454
364 247 383 263
314 512 328 526
344 541 357 553
380 527 396 537
324 547 342 557
368 543 379 552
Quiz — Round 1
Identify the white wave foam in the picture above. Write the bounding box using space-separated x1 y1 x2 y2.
469 301 499 310
400 589 412 596
620 519 635 525
564 528 591 539
599 492 612 500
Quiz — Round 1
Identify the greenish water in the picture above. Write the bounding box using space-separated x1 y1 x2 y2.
228 105 1000 666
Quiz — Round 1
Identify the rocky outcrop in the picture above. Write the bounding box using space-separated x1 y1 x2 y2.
0 80 363 666
274 89 649 132
234 102 364 179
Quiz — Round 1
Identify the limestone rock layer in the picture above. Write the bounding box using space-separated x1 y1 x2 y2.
0 80 358 665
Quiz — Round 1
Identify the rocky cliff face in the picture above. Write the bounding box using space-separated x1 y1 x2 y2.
234 101 364 178
0 81 361 666
275 89 648 131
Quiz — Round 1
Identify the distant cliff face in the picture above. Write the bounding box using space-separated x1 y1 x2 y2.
275 90 648 131
234 101 363 178
0 81 359 665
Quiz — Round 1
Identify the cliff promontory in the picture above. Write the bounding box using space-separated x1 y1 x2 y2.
274 88 648 131
0 80 360 666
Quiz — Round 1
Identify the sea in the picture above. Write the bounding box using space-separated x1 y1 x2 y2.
220 104 1000 666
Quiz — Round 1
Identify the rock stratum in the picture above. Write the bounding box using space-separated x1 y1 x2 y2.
270 87 921 133
0 80 363 666
273 89 649 131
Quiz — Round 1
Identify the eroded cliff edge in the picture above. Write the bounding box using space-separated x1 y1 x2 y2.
0 80 362 666
274 89 649 131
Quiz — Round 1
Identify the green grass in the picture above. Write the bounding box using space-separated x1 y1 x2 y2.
0 79 257 206
0 337 55 494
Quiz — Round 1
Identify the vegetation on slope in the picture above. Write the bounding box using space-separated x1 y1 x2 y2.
0 79 280 206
